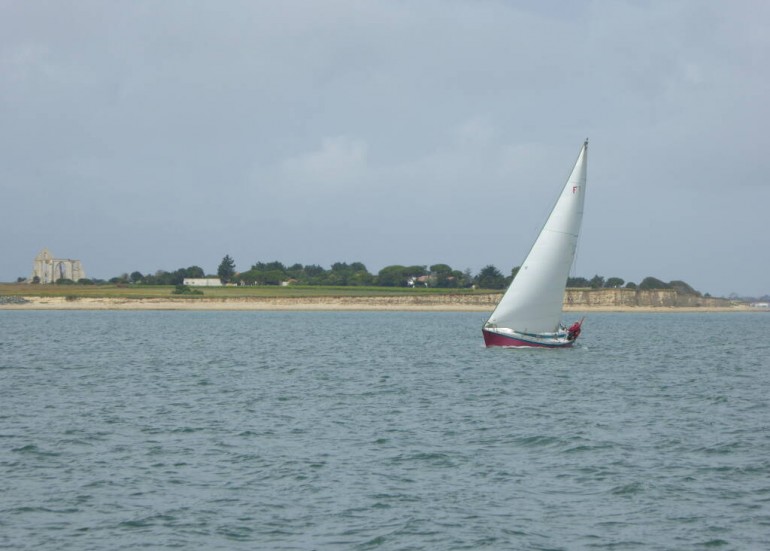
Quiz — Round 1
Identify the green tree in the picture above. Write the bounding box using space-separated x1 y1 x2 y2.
463 269 474 287
567 276 591 288
605 277 625 288
377 265 408 287
475 265 506 289
405 265 428 286
130 271 144 284
185 266 205 278
303 264 328 285
589 275 605 289
505 266 521 287
169 270 186 285
218 255 236 283
235 269 258 285
329 262 353 285
376 265 427 287
287 263 305 280
147 270 171 285
430 263 453 288
166 266 204 285
348 262 373 286
639 276 669 290
262 270 285 285
238 261 285 285
263 261 287 273
441 269 463 288
669 280 700 296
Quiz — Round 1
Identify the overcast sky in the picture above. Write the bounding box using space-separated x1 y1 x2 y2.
2 0 768 297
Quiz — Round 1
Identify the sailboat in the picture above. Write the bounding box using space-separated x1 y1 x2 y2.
483 140 588 348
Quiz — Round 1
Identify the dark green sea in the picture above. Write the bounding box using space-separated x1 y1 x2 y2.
1 311 769 550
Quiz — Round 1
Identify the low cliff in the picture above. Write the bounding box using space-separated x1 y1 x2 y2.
563 288 733 308
1 288 741 311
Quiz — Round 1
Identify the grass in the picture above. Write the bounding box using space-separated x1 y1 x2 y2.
0 283 497 299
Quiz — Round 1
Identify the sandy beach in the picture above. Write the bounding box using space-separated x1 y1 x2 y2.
0 295 757 313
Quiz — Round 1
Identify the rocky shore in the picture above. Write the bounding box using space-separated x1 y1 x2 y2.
0 296 30 305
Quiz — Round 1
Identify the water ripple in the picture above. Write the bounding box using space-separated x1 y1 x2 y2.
1 311 769 549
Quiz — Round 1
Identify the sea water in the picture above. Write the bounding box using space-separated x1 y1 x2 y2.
1 311 769 550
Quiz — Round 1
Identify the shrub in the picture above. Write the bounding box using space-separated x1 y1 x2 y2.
172 284 203 295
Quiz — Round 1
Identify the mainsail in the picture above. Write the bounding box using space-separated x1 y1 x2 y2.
486 141 588 334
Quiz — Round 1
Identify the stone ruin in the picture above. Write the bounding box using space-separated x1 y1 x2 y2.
30 248 86 283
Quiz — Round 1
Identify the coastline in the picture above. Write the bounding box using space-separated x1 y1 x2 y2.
0 295 757 313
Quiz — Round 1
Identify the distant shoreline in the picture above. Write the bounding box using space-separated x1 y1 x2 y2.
0 295 759 313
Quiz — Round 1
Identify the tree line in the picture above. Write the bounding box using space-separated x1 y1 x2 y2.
78 255 703 295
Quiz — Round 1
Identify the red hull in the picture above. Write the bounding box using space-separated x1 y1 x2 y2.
482 328 575 348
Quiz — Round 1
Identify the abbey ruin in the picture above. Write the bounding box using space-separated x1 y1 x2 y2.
30 248 86 283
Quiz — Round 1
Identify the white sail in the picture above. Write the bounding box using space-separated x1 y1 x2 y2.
486 141 587 334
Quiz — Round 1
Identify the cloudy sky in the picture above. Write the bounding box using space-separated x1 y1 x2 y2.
2 0 768 297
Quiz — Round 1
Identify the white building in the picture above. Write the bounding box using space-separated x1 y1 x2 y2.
183 278 223 287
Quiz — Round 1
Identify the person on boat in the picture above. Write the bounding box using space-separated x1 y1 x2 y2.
567 321 582 341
